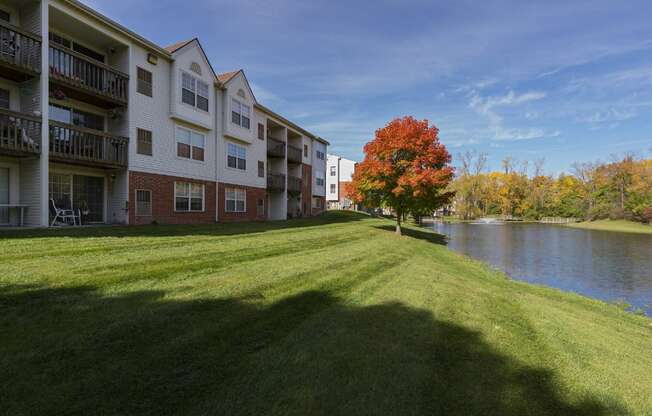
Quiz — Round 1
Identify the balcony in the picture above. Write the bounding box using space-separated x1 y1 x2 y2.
49 120 128 169
49 43 128 108
267 137 285 158
267 173 285 192
0 21 41 81
287 144 302 164
0 108 41 157
287 175 302 194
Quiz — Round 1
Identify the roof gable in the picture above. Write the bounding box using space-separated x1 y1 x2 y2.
165 38 217 79
220 70 257 104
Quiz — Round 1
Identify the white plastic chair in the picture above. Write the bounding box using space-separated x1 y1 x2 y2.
50 199 79 226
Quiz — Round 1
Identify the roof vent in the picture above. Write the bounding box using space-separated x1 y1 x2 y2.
190 62 202 76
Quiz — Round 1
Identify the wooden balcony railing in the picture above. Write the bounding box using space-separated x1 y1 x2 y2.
49 120 128 168
288 175 302 194
0 108 41 156
0 21 41 77
49 43 128 106
288 144 302 164
267 173 286 192
267 137 285 158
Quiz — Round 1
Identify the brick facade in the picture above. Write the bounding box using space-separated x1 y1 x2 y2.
301 163 312 216
129 171 216 225
218 182 267 222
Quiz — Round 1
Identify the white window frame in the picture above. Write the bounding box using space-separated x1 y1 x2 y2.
225 187 246 213
227 142 247 171
181 71 209 112
315 171 325 187
330 166 336 176
174 181 205 212
176 126 205 162
135 189 152 217
231 97 251 130
330 184 336 193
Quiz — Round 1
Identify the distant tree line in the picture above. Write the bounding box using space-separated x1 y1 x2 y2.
450 151 652 223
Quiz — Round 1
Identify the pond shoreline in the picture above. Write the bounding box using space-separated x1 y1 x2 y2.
424 220 652 317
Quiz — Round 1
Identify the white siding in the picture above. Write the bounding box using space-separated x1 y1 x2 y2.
312 140 327 197
129 43 216 182
18 159 43 226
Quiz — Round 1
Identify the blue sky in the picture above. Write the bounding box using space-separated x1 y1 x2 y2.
85 0 652 173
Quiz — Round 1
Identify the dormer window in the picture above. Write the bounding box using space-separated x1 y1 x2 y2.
182 71 209 112
231 98 250 129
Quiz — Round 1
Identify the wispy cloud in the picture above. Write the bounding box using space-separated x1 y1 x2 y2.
466 89 557 141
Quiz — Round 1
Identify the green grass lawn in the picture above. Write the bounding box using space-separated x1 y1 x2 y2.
566 219 652 235
1 212 650 415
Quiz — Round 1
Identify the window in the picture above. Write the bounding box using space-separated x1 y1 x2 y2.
231 98 250 129
137 128 152 156
316 172 325 187
50 32 105 62
258 161 265 178
257 198 265 216
182 71 209 111
316 150 325 160
137 67 152 97
175 182 204 212
330 184 336 193
330 166 336 176
176 127 205 161
49 104 104 131
313 197 323 209
0 88 9 109
225 187 246 212
135 190 152 216
304 144 308 157
197 81 209 111
227 143 246 170
258 123 265 140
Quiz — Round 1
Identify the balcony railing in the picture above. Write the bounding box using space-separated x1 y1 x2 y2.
0 21 41 78
288 144 302 164
267 173 286 192
267 137 285 158
0 108 41 156
49 43 129 106
49 120 128 168
288 175 302 194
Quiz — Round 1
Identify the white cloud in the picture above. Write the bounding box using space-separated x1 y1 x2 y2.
466 89 556 141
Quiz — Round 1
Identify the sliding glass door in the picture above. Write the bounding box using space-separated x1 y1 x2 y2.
73 175 104 223
49 173 104 224
0 168 8 224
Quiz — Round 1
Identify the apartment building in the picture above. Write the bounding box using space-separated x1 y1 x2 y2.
326 154 356 210
0 0 327 227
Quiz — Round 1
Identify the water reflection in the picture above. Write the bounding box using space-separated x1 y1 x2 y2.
429 222 652 316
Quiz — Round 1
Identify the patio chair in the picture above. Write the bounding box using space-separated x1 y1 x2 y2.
50 199 80 226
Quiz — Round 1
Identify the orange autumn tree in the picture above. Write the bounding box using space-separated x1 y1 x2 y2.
347 116 454 235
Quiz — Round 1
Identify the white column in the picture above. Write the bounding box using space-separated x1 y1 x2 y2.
38 0 49 226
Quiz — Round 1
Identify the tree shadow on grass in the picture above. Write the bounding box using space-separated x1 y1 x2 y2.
0 211 368 240
374 224 449 246
0 285 628 415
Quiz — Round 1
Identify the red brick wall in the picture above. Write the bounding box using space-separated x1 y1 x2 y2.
339 181 352 203
129 171 216 225
218 182 267 222
301 164 312 216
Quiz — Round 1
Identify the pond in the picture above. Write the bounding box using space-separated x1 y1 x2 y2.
426 221 652 316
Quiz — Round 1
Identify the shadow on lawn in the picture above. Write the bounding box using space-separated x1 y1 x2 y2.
374 224 449 246
0 211 367 239
0 285 627 416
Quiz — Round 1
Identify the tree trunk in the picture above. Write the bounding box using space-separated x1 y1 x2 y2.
396 211 402 235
